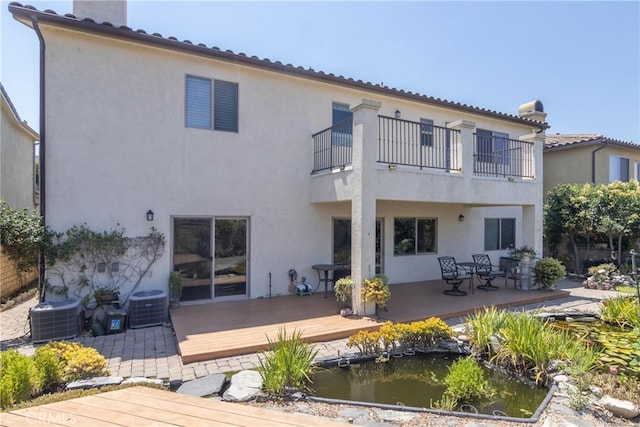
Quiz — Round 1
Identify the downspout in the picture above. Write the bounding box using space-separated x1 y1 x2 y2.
32 16 47 302
591 140 608 184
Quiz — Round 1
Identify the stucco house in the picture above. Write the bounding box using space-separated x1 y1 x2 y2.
544 134 640 196
9 1 548 315
0 82 38 211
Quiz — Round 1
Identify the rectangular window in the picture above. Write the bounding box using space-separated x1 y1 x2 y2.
185 76 238 131
394 217 437 255
214 80 239 132
476 129 510 165
185 75 212 129
332 102 352 146
609 155 631 182
484 218 515 251
420 118 434 147
635 161 640 180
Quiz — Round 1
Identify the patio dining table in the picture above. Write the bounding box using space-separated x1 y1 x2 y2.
312 264 348 298
458 261 500 291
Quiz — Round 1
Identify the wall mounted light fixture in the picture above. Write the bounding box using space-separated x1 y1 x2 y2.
146 210 154 221
458 214 465 222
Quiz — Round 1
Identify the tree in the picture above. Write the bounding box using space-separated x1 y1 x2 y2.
592 181 640 262
544 184 594 273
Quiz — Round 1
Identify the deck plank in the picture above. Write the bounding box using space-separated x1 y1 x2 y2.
171 280 569 363
5 387 347 427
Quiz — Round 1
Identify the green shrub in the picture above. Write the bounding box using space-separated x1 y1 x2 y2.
532 257 566 289
258 328 318 394
0 349 39 409
45 341 109 381
587 263 618 276
443 357 492 404
467 309 599 386
600 295 640 330
33 346 64 391
465 306 511 355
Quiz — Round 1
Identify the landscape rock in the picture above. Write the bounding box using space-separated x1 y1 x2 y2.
176 373 227 397
122 377 164 386
66 376 124 390
598 395 640 419
372 408 420 422
222 370 263 402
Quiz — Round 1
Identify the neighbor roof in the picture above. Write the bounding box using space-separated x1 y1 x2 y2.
8 2 548 131
544 134 639 151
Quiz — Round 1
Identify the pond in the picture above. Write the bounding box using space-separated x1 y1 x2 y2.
311 353 549 419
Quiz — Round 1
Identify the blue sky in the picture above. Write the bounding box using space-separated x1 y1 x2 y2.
2 1 639 142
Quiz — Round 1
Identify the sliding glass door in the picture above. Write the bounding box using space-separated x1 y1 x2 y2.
173 217 248 301
214 218 247 298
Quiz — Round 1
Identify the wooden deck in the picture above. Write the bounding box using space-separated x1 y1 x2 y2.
171 279 569 363
2 386 345 426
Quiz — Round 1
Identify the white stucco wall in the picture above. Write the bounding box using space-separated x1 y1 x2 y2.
37 24 543 301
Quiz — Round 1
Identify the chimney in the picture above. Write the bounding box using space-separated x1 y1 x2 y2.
73 0 127 27
518 99 547 123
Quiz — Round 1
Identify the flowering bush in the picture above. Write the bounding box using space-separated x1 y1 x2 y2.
361 275 391 309
346 317 453 355
45 341 109 381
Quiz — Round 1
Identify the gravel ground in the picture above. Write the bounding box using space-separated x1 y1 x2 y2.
243 398 636 426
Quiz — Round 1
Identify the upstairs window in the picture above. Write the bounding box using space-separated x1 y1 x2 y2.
609 155 630 182
420 118 434 147
185 75 212 129
185 76 238 132
331 102 352 146
476 129 509 165
214 80 239 132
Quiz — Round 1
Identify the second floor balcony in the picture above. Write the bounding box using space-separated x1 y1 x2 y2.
312 116 535 180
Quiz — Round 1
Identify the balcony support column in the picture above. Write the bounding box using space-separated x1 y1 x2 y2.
447 119 476 177
350 99 380 316
519 132 546 255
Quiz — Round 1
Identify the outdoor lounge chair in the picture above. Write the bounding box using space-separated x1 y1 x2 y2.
472 254 503 291
437 256 472 296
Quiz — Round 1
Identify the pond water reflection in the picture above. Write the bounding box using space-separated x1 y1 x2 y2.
311 354 548 418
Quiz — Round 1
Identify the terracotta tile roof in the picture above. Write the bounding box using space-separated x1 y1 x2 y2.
545 134 639 150
7 2 548 130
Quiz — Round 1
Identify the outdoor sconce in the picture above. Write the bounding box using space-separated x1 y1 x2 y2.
394 110 401 119
388 164 398 170
146 209 154 221
458 214 465 222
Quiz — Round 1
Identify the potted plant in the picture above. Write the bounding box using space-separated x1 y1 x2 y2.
169 271 183 307
334 276 354 315
532 257 566 290
362 274 391 313
93 286 120 306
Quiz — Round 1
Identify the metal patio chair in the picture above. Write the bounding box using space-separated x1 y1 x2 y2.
437 256 472 296
472 254 503 291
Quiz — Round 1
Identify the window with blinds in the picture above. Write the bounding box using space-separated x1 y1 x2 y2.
214 80 238 132
484 218 515 251
185 76 238 132
185 75 212 129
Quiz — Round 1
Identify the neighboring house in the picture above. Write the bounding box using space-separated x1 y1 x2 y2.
9 1 548 315
0 82 39 298
0 82 38 211
544 134 640 196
